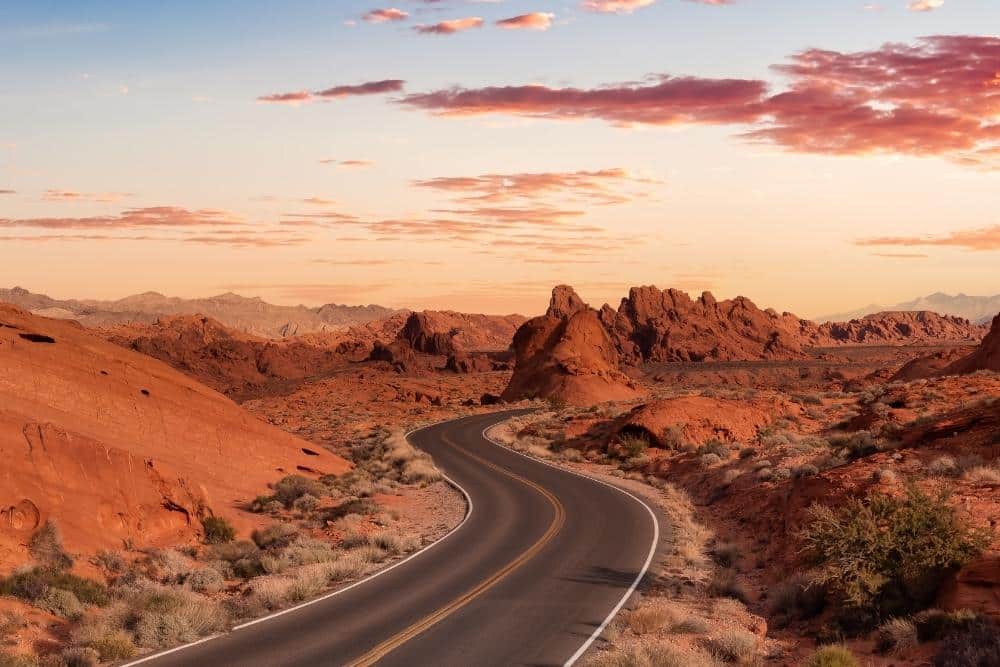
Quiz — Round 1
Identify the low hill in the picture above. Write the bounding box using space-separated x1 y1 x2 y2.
0 304 349 571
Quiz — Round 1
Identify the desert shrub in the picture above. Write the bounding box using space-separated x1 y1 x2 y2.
281 537 339 568
273 475 327 508
207 540 258 563
617 435 649 459
738 447 757 460
769 572 826 624
92 550 125 575
802 485 987 619
803 645 858 667
0 568 108 607
700 453 722 467
251 523 298 550
927 456 958 477
147 549 194 584
705 628 758 663
829 431 878 460
875 617 918 654
964 466 1000 485
670 615 709 634
660 425 686 450
201 516 236 545
911 608 979 641
321 498 378 522
84 629 137 661
720 469 741 487
710 542 740 568
755 468 773 482
560 448 584 462
58 647 99 667
401 458 442 484
325 552 368 582
185 568 224 594
932 618 1000 667
624 606 671 634
792 464 820 479
28 520 73 570
708 569 749 603
125 583 228 649
293 494 321 512
698 440 731 459
38 587 85 620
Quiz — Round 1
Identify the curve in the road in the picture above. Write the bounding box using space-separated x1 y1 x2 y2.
124 410 661 667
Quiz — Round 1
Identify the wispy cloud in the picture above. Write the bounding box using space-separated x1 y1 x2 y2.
258 79 405 105
363 8 410 23
856 225 1000 251
496 13 555 31
414 17 484 34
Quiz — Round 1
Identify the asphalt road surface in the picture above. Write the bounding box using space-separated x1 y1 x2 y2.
130 410 660 667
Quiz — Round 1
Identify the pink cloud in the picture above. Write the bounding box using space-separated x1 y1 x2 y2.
582 0 655 14
363 8 409 23
496 13 555 31
0 206 244 230
258 79 404 105
856 225 1000 251
414 17 484 34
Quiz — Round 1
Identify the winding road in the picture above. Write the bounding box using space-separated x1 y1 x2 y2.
130 410 661 667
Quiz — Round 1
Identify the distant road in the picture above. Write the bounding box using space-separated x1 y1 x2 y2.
131 410 660 667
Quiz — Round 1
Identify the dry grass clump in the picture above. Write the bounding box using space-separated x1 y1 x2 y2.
704 628 759 664
28 520 73 570
252 523 299 550
670 615 710 634
37 587 85 621
185 568 224 594
964 466 1000 485
803 645 858 667
585 641 719 667
624 606 672 634
708 569 749 604
875 617 918 655
769 572 825 626
659 484 712 574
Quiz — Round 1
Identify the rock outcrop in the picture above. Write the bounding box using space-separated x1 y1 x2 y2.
600 286 815 364
942 313 1000 375
816 311 986 345
394 310 525 354
501 286 643 405
0 304 349 571
368 339 418 373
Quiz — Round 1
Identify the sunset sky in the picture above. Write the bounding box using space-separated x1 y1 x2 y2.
1 1 997 317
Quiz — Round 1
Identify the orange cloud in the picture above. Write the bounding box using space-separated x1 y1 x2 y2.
258 80 404 105
856 225 1000 252
414 17 484 35
496 13 555 31
320 159 375 168
0 206 244 229
41 189 132 203
413 168 658 204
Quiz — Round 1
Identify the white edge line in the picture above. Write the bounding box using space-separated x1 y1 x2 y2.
479 424 661 667
121 417 477 667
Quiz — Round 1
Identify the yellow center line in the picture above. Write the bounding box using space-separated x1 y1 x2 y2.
344 430 567 667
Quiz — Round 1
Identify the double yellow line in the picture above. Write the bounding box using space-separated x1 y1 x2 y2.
345 432 566 667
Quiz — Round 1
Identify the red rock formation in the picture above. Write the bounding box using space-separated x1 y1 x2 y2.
501 287 643 406
395 310 525 354
600 286 814 364
0 304 349 571
942 313 1000 375
817 311 986 345
368 339 418 373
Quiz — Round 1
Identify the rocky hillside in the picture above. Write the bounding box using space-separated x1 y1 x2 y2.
0 304 349 572
105 315 362 398
816 310 986 345
0 286 400 338
943 313 1000 375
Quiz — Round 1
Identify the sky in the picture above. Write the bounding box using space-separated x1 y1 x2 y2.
0 0 997 317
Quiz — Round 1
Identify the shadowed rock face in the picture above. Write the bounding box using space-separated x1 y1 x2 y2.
501 287 643 406
943 313 1000 375
398 313 457 356
0 304 349 571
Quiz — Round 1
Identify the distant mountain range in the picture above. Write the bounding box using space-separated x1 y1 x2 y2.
0 286 401 338
818 293 1000 326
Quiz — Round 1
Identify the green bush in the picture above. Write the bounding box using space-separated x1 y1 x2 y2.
201 516 236 544
38 587 85 620
802 485 987 620
803 645 858 667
